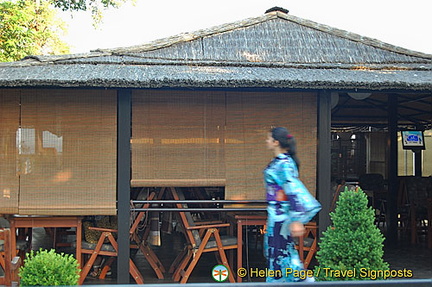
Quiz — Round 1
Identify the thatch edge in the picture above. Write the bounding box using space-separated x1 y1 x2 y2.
1 65 431 91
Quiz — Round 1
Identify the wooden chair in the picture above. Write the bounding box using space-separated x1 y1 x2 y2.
130 192 166 279
253 222 317 269
294 222 318 269
359 174 387 225
0 217 29 266
404 177 432 245
168 187 237 283
330 181 345 213
397 177 411 233
428 198 432 249
78 226 144 284
0 228 21 286
79 191 165 284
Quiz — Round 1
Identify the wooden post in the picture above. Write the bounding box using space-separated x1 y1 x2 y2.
387 94 398 245
117 89 132 283
317 90 332 237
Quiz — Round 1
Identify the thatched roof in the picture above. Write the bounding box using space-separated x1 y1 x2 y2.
0 10 431 90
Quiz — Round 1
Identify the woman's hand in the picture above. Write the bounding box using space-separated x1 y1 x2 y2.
290 221 305 237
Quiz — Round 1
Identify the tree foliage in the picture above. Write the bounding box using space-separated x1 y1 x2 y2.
314 187 389 281
1 0 131 62
52 0 129 24
0 0 70 62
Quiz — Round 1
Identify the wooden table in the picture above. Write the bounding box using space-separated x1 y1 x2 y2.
227 212 266 282
9 216 82 267
227 212 317 282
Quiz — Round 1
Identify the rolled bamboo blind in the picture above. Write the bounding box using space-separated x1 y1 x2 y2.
225 91 317 200
2 88 316 214
17 89 117 215
132 90 317 200
132 90 226 187
0 90 20 213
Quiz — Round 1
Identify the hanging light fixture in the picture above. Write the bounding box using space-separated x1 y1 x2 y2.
347 92 372 100
331 92 339 109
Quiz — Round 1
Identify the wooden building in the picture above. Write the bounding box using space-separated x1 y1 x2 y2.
0 7 431 283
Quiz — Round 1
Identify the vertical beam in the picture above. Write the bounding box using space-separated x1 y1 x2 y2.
117 89 132 283
317 90 332 237
387 94 398 245
414 150 422 177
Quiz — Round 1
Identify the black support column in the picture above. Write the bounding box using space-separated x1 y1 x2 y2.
414 150 422 177
387 94 398 245
317 90 332 237
117 89 132 283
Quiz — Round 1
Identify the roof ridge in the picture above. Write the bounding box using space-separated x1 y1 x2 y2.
9 52 112 65
44 57 432 71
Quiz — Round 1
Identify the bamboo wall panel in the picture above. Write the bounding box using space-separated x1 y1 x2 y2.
0 90 20 213
18 89 117 215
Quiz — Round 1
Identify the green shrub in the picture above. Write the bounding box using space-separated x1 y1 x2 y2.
314 187 389 280
19 249 80 286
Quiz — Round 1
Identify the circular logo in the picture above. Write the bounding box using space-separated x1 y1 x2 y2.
212 264 229 282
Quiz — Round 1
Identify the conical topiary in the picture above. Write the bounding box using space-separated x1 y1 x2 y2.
314 186 389 280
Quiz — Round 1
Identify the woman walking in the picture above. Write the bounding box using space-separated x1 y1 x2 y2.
264 127 321 282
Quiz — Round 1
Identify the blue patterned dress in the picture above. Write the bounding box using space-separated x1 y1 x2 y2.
263 153 321 282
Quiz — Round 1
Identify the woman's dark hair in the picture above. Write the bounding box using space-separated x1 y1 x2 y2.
271 127 300 169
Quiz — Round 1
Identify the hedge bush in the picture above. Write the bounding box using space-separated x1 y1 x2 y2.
19 249 80 286
314 187 389 280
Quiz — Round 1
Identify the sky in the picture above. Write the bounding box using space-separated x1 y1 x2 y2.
59 0 432 55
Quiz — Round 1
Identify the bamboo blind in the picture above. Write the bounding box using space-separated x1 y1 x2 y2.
3 88 317 214
0 90 20 213
225 91 317 200
132 90 226 187
132 90 317 200
17 89 117 215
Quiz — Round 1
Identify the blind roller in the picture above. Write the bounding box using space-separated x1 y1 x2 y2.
132 90 225 187
225 91 317 200
18 89 117 215
0 90 20 213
